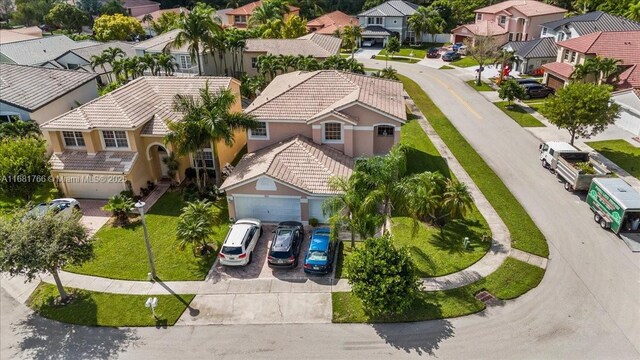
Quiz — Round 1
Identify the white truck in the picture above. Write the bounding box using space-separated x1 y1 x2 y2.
539 141 610 191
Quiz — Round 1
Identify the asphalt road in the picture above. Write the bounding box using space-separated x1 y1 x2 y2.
2 62 639 359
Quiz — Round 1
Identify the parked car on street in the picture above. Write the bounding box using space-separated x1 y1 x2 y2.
521 83 555 99
427 47 440 58
303 228 334 275
25 198 80 219
219 219 262 266
442 51 461 62
268 221 304 269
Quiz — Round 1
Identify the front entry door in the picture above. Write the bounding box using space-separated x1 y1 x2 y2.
158 148 169 177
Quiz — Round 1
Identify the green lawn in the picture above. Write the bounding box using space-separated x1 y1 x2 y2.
398 74 549 257
374 55 420 64
28 283 193 327
401 119 450 176
334 240 363 279
494 101 545 127
0 182 58 217
332 257 542 322
439 65 454 70
378 43 443 59
465 80 494 92
66 191 230 281
587 140 640 179
450 57 479 67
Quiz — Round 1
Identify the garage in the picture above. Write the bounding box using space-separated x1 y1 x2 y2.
59 173 126 199
546 74 566 90
309 198 331 224
233 196 301 223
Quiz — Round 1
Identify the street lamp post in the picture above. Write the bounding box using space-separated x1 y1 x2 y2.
135 201 156 280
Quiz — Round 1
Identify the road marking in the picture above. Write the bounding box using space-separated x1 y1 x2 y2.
423 72 483 120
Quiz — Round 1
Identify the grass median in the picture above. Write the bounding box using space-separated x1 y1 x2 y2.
398 74 549 258
465 80 493 92
28 283 194 327
494 101 545 127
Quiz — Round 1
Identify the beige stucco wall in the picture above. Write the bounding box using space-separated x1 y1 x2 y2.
29 81 98 124
243 51 267 76
247 122 311 152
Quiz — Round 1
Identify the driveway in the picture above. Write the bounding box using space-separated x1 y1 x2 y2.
78 199 109 236
352 47 382 59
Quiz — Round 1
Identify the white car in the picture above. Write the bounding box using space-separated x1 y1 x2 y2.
218 219 262 266
362 40 374 47
26 198 80 219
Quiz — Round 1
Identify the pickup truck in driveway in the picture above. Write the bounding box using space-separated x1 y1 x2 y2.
539 141 610 191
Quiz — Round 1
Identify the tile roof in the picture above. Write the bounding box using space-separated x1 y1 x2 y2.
227 0 299 16
615 64 640 90
0 63 97 112
135 7 188 22
0 35 98 65
220 136 353 194
358 1 418 17
541 11 640 35
507 36 557 58
245 33 341 57
41 76 234 131
0 27 42 45
51 150 138 173
557 31 640 65
123 0 160 8
307 11 358 35
245 70 406 122
475 0 566 17
453 20 508 36
59 41 137 69
542 61 574 79
361 26 393 37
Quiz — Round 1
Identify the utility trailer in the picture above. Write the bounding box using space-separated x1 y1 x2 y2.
587 178 640 249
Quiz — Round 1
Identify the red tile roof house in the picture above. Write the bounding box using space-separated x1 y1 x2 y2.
220 70 406 224
307 10 358 35
226 0 300 29
451 0 566 46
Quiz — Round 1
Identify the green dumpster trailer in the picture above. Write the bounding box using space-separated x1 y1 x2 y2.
587 178 640 241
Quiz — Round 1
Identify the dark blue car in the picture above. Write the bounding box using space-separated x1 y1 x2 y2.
303 228 334 275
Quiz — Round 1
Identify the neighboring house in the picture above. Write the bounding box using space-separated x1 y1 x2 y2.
123 0 160 17
540 11 640 42
0 35 97 66
503 36 557 74
135 7 189 36
357 0 419 46
133 29 212 75
451 0 566 46
307 10 358 35
542 30 640 89
217 8 232 26
244 33 341 76
220 70 406 224
612 66 640 136
0 26 43 45
54 41 137 85
0 63 98 125
39 77 246 199
227 0 300 28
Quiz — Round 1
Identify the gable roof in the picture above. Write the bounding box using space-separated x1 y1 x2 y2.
475 0 566 17
358 1 418 17
132 29 183 52
58 41 136 64
40 76 235 131
540 11 640 35
506 36 557 58
0 63 97 112
557 31 640 65
227 0 299 16
244 33 341 57
220 136 354 195
307 10 358 35
452 20 508 36
245 70 406 122
615 64 640 91
0 35 98 65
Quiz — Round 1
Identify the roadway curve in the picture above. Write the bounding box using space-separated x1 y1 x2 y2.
2 62 639 359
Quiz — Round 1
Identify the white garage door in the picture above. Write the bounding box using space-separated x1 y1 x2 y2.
309 198 330 224
61 174 125 199
233 196 301 222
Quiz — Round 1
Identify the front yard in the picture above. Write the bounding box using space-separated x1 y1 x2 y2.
494 101 545 127
0 182 57 217
465 80 493 92
374 55 420 64
378 43 443 59
66 191 230 281
587 140 640 179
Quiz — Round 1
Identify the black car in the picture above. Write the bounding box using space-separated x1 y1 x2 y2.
521 83 555 99
268 221 304 269
513 78 541 85
427 47 440 58
442 51 461 62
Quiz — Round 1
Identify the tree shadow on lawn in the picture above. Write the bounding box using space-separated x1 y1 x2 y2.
409 246 437 274
404 147 451 178
429 219 486 255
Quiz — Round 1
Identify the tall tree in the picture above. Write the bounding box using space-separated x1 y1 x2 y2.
337 25 362 59
384 36 400 67
45 3 91 33
171 3 220 76
151 11 181 34
99 0 127 15
156 53 178 75
465 35 499 86
0 137 49 201
93 13 144 41
627 1 640 21
408 6 430 45
12 0 56 26
78 0 101 16
90 53 112 83
0 209 93 303
498 79 525 106
142 13 154 37
540 83 621 145
281 14 307 38
249 0 289 27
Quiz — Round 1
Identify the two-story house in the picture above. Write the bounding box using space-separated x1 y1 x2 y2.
539 11 640 42
307 10 358 35
39 77 246 199
133 29 215 75
220 70 406 224
357 0 419 46
226 0 300 28
452 0 566 46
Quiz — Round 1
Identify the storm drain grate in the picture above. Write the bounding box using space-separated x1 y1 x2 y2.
475 290 499 305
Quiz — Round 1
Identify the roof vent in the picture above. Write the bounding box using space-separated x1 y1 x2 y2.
618 188 627 192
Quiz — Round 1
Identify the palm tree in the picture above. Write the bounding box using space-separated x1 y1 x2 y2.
373 66 398 80
407 6 430 45
156 53 177 75
142 53 159 75
171 3 219 76
111 58 126 81
424 10 446 43
595 57 621 85
344 58 365 74
225 28 247 77
295 55 320 71
205 28 228 75
257 54 279 80
277 54 298 73
142 13 154 37
90 53 111 83
258 18 284 38
570 62 595 82
102 194 135 226
404 171 446 224
249 0 289 27
442 178 473 223
101 47 126 82
339 25 362 59
627 2 640 21
176 200 219 255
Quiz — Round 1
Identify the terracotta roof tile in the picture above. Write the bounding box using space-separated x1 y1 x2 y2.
616 64 640 90
227 0 298 16
542 61 574 79
475 0 566 17
307 11 357 34
557 31 640 65
220 136 353 194
453 20 508 36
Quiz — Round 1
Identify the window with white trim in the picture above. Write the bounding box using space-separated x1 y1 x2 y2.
178 55 192 69
201 149 214 169
102 130 128 148
476 13 482 21
0 114 20 123
499 15 506 25
367 17 383 25
570 51 577 63
62 131 85 147
234 15 247 24
323 123 342 142
377 125 394 137
251 57 258 68
250 122 268 138
542 27 547 35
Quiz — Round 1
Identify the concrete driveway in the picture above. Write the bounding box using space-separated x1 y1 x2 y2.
353 47 382 59
78 199 109 237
